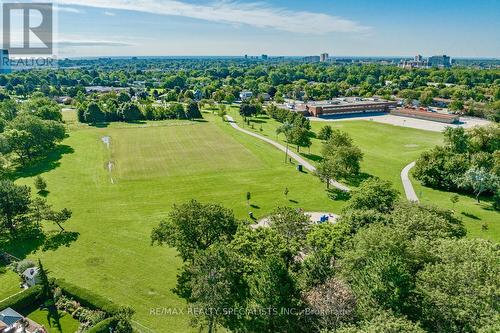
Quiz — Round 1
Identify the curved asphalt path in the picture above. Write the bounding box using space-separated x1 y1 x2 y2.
225 115 350 192
401 161 419 202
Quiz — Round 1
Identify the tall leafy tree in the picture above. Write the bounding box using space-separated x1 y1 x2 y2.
444 127 470 153
185 101 203 119
416 239 499 332
119 102 142 122
0 180 32 237
179 246 246 333
84 102 105 123
151 200 239 261
343 178 399 214
0 114 65 164
248 255 302 333
319 129 363 182
458 167 499 202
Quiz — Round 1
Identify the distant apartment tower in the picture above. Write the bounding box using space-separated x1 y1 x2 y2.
398 54 428 69
320 53 329 62
302 55 321 63
0 49 11 74
428 55 451 68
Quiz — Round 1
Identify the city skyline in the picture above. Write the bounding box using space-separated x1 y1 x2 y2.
3 0 500 58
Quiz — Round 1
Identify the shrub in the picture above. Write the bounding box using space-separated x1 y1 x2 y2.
73 307 106 327
0 285 42 312
15 259 35 274
86 317 118 333
56 279 121 315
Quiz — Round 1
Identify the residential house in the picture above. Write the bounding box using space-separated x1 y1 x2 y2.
22 267 39 287
0 307 44 333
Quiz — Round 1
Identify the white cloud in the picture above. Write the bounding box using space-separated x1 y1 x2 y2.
104 11 116 16
57 0 371 34
55 6 82 14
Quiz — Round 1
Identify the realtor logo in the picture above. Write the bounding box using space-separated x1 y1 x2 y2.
2 2 53 54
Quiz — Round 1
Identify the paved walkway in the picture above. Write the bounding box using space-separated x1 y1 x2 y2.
252 211 339 229
225 115 350 192
401 161 419 202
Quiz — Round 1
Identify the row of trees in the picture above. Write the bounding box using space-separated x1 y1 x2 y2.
414 125 499 209
77 91 202 124
1 59 498 121
151 178 497 332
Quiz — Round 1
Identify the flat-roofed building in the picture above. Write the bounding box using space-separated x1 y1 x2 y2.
428 55 451 68
302 55 320 63
296 97 398 117
390 108 459 124
239 91 253 101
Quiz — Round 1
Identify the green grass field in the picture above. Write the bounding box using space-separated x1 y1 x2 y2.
12 111 343 332
27 309 80 333
231 109 499 240
9 109 498 332
0 269 21 301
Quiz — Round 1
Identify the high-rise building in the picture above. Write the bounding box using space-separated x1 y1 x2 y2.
0 49 11 74
303 55 320 62
320 53 329 62
399 54 428 69
428 55 451 68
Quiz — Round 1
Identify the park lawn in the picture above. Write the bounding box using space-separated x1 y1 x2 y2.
0 269 21 301
229 109 499 241
229 109 443 193
12 112 342 332
27 309 80 333
412 180 499 241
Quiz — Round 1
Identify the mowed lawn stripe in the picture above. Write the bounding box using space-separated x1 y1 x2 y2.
111 122 264 180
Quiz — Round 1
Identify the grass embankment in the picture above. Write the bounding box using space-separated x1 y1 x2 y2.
0 269 21 301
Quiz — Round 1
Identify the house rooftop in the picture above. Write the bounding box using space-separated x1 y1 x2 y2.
0 307 23 326
22 267 39 279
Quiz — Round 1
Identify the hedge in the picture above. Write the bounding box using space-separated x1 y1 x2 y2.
0 285 42 312
87 317 118 333
55 279 121 315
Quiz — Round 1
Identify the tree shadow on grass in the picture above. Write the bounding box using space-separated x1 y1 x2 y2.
461 212 481 220
327 188 351 201
37 190 50 197
41 231 80 252
191 119 208 123
2 230 79 259
343 172 374 187
9 145 74 180
89 122 110 128
249 119 267 124
300 153 322 162
250 204 260 209
46 306 62 333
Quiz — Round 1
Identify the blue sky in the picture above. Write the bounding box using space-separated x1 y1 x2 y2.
11 0 500 57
